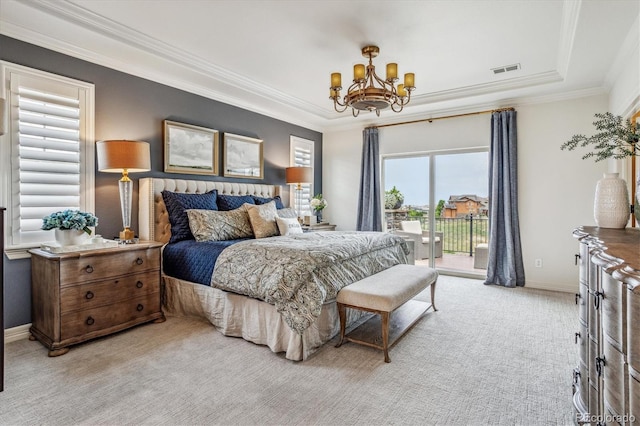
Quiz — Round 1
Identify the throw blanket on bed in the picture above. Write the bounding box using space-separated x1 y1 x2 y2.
211 231 409 334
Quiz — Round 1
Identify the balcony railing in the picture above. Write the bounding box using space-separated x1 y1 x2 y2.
412 215 489 255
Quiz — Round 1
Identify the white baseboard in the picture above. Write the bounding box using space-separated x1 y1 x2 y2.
5 323 31 343
525 280 577 294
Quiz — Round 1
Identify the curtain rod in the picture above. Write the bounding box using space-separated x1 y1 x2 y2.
373 107 515 129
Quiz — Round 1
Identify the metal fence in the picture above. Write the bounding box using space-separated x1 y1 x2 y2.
413 215 489 255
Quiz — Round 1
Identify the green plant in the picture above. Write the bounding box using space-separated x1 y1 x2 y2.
41 209 98 235
408 209 423 217
384 186 404 209
561 112 639 161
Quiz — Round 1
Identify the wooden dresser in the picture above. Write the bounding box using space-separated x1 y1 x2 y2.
29 241 165 356
572 227 640 425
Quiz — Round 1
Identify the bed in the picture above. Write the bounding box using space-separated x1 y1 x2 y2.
138 177 409 360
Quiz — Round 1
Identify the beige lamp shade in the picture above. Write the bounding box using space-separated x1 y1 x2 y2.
285 166 313 184
96 140 151 172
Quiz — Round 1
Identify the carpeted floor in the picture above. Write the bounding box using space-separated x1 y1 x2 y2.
0 275 577 425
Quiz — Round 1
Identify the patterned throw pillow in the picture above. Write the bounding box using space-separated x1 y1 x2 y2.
161 190 218 243
276 217 303 236
253 195 285 209
217 194 255 211
186 208 254 242
245 201 278 238
276 207 298 219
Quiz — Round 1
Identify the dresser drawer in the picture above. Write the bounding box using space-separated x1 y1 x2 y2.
629 287 640 372
59 248 160 286
60 293 160 340
630 371 640 422
578 322 588 369
602 340 628 422
60 271 159 313
578 283 588 324
602 273 627 353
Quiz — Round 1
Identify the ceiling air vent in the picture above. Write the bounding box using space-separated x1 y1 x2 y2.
491 63 520 75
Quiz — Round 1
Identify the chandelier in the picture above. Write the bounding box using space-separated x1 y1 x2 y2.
329 45 415 117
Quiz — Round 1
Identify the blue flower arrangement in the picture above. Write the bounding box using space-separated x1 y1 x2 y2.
41 210 98 235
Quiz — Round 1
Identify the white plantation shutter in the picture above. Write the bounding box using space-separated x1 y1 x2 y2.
290 136 314 216
2 62 95 250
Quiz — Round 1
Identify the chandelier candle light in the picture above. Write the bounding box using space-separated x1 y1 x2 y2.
330 45 415 117
96 140 151 242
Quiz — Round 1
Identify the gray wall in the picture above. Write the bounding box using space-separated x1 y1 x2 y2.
1 35 323 328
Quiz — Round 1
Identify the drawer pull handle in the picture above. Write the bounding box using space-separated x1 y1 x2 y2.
85 265 94 273
593 291 602 310
595 356 605 377
136 281 143 289
575 293 580 305
135 258 144 265
574 254 580 265
85 291 94 300
86 316 95 326
137 304 144 312
574 332 580 344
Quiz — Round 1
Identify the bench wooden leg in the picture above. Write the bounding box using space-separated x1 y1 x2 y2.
381 311 390 363
431 281 438 311
335 302 347 348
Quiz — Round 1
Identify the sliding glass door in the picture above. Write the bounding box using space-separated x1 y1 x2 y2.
383 149 488 274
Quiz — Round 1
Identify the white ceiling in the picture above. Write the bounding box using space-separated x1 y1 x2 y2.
1 0 638 132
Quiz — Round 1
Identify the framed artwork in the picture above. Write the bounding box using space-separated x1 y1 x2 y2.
164 120 219 175
223 133 264 179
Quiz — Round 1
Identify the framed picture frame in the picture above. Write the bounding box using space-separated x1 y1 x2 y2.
164 120 219 175
223 133 264 179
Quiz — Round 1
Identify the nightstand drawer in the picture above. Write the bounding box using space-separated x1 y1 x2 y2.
60 293 160 340
59 248 160 286
60 271 160 313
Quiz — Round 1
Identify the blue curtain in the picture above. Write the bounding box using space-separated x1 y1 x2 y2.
357 127 382 231
484 110 525 287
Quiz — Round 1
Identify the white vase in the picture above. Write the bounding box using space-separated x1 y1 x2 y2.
593 172 630 229
55 229 88 246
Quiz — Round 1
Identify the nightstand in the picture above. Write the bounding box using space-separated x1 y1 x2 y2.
302 223 337 232
29 241 165 356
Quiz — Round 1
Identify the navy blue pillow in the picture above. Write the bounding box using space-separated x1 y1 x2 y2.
217 194 255 211
161 190 218 243
253 195 285 209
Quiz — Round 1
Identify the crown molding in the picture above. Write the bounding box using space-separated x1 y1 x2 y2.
5 1 326 130
2 0 615 135
556 0 582 79
322 86 608 132
410 71 563 105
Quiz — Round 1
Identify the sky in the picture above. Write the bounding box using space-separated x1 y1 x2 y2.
384 151 489 206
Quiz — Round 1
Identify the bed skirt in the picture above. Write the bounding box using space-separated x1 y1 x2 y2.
162 275 370 361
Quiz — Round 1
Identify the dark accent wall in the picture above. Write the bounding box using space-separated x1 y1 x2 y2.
1 35 322 328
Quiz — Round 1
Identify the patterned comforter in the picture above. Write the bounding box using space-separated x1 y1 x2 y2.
211 231 409 334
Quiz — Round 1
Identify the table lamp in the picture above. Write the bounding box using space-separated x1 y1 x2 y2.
285 166 313 219
96 140 150 241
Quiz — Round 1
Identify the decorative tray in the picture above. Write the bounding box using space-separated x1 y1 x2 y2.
40 239 120 253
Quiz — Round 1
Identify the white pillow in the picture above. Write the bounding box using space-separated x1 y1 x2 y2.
276 217 303 236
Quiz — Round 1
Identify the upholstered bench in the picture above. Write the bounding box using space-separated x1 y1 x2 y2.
335 264 438 362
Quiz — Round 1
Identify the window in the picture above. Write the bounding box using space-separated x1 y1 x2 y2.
289 135 314 216
1 62 95 256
